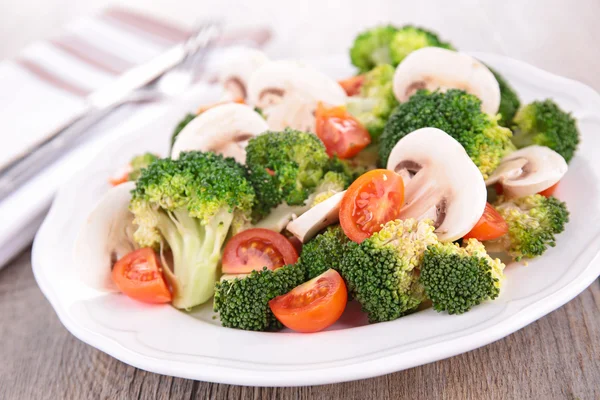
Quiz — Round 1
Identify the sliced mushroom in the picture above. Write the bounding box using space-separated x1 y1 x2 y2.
73 181 137 292
386 127 487 242
247 60 347 132
218 47 269 100
393 47 501 114
286 191 345 243
485 145 568 198
171 103 268 163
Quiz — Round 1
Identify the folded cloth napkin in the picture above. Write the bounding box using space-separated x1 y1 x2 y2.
0 7 271 170
0 8 271 267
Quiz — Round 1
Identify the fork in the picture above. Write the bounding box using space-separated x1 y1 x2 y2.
0 22 221 202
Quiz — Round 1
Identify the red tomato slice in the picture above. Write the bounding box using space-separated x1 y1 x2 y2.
287 236 303 255
340 169 405 243
315 102 371 159
112 248 172 304
222 228 299 274
463 202 509 241
539 182 559 197
338 75 365 96
269 269 347 333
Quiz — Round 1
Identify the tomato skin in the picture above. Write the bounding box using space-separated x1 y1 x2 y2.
269 269 347 333
196 98 244 114
315 102 371 159
222 228 299 274
539 182 559 197
112 248 172 304
109 172 129 186
463 202 509 241
338 75 365 96
340 169 405 243
287 236 303 255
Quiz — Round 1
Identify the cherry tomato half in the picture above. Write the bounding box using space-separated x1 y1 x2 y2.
338 75 365 96
340 169 405 243
112 248 172 304
269 269 347 333
222 228 299 274
539 182 559 198
315 102 371 159
463 202 509 241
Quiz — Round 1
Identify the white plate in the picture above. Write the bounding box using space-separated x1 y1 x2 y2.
33 53 600 386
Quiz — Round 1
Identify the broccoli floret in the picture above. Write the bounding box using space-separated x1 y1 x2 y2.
487 67 520 127
245 129 330 220
170 113 195 151
512 100 580 163
340 219 439 323
301 226 349 279
389 25 454 65
346 64 398 142
127 152 159 181
420 239 505 315
350 25 398 73
311 171 349 206
379 89 515 179
213 264 307 331
130 151 255 309
491 194 569 261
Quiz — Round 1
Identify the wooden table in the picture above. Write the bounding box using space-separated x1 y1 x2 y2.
2 1 600 398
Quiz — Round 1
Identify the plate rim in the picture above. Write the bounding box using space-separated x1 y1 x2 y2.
32 52 600 386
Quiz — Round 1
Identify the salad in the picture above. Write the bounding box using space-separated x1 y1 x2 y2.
80 24 578 333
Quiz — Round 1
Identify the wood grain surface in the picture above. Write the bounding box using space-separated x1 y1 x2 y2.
2 1 600 399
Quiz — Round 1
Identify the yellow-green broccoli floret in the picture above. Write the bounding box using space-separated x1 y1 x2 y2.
127 152 159 181
346 64 399 142
311 171 349 206
379 89 515 179
340 219 439 323
512 100 580 163
130 151 255 309
491 194 569 261
213 264 307 331
300 225 349 279
389 25 454 65
350 25 398 73
420 239 505 315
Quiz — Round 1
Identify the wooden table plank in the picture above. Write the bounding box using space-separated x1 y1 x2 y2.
1 249 598 399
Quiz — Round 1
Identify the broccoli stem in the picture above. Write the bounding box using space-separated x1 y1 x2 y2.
158 208 234 309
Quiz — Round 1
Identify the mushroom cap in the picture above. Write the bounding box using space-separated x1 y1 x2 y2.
171 103 268 164
485 145 568 198
246 60 347 132
286 191 345 243
386 127 487 242
393 47 501 115
73 181 137 292
217 47 269 100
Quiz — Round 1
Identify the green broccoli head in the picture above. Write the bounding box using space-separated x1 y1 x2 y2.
350 25 398 73
245 129 330 220
213 264 307 331
346 64 398 142
301 225 350 279
379 89 515 179
130 151 255 309
487 67 520 127
170 113 195 151
420 239 505 315
492 194 569 261
127 152 159 182
340 219 439 323
311 171 350 206
389 25 454 65
512 100 580 163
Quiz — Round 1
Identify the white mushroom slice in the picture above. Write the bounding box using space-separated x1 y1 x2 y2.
386 128 487 242
218 48 269 100
393 47 501 114
247 60 347 132
286 191 345 243
171 103 268 163
485 145 568 198
74 182 137 292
